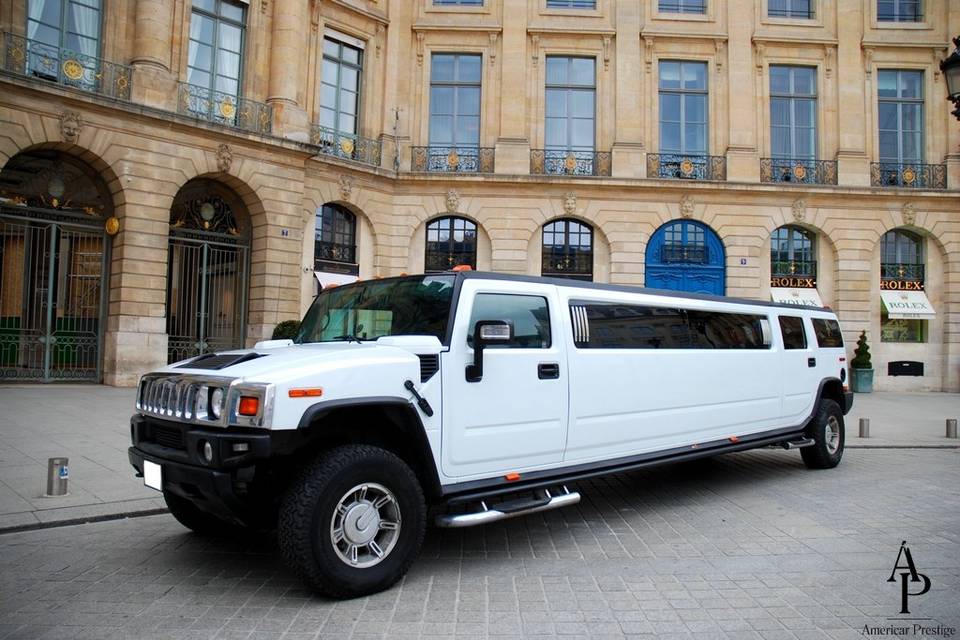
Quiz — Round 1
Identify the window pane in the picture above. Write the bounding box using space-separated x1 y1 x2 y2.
683 62 707 90
190 42 213 72
659 61 681 89
794 99 815 126
901 103 921 131
579 304 689 349
339 89 357 116
545 89 566 117
320 84 337 110
191 14 215 43
900 71 922 99
67 5 100 39
878 103 898 130
338 113 355 134
659 93 681 122
686 311 768 349
469 295 551 349
901 132 920 162
771 126 791 157
770 66 790 94
457 55 482 82
878 130 898 161
458 86 481 116
457 116 480 144
570 58 595 86
220 1 244 22
878 70 898 97
660 122 681 153
193 0 215 12
793 68 815 95
779 316 807 350
570 90 594 118
340 66 358 92
322 58 338 84
431 54 455 82
571 118 594 148
545 118 567 147
430 87 454 115
812 319 843 347
342 45 360 65
216 76 237 95
429 115 453 144
686 123 706 154
217 50 240 79
218 23 242 53
187 68 210 88
546 57 567 85
323 38 340 57
319 107 335 128
770 98 790 126
685 95 706 124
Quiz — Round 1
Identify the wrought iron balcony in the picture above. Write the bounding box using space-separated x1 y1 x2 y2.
542 250 593 281
314 240 356 269
647 153 727 181
311 126 381 168
411 146 494 173
1 32 131 101
772 259 817 279
870 163 946 189
425 251 476 273
760 158 838 185
881 263 924 282
530 149 612 177
177 82 272 134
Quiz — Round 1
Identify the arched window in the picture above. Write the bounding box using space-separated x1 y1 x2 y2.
425 216 476 272
771 225 816 278
314 203 357 272
542 219 593 281
880 229 923 281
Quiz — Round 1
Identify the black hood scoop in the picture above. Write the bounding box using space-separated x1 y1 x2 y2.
175 352 267 370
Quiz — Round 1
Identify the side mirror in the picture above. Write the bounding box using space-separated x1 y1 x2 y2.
465 320 512 382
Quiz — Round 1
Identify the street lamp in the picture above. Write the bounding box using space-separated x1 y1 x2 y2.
942 37 960 121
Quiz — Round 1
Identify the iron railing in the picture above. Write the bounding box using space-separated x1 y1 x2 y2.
760 158 838 185
662 243 708 264
314 240 356 269
530 149 612 177
881 263 924 282
1 32 131 101
542 251 593 280
176 82 272 134
311 126 382 168
411 146 494 173
425 250 476 273
870 163 946 189
647 153 727 181
772 259 817 278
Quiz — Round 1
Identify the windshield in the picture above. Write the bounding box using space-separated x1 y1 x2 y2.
296 275 456 344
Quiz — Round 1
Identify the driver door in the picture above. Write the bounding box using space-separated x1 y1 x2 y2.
440 280 568 479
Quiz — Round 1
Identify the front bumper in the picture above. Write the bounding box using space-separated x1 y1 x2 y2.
128 414 292 525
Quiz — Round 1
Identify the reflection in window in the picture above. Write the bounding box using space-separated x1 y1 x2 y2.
188 0 246 100
468 294 551 349
425 216 477 272
659 60 708 156
771 226 816 277
314 203 357 269
545 57 596 153
542 219 593 281
779 316 807 349
770 66 817 161
320 37 363 135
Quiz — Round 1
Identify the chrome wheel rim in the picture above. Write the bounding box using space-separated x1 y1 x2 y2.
329 483 401 568
825 416 841 454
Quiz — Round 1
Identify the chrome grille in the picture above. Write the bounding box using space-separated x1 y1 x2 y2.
136 373 234 426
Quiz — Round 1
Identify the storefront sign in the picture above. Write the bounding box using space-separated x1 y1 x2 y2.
314 271 358 290
771 276 817 288
880 290 935 319
880 279 924 291
771 287 824 307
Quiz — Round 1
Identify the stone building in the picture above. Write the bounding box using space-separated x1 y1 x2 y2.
0 0 958 390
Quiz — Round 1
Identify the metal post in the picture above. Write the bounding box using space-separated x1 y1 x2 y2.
45 457 69 497
859 418 870 438
947 419 958 439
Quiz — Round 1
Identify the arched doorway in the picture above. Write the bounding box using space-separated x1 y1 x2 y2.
166 179 250 363
645 219 725 295
0 149 112 381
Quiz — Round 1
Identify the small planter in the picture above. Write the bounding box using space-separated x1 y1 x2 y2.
851 368 874 393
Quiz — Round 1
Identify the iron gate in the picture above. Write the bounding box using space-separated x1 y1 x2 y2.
166 232 249 363
0 209 109 382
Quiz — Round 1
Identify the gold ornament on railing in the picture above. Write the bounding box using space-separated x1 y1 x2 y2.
219 97 236 118
564 152 577 173
447 149 459 169
793 164 807 180
680 158 694 176
62 59 84 80
340 138 355 154
902 167 916 185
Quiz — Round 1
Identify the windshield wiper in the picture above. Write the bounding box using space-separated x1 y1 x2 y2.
331 334 366 343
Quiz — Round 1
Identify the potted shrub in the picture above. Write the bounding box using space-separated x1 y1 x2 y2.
272 320 301 340
850 330 874 393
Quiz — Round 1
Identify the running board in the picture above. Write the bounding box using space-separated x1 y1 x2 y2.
780 437 815 450
435 486 580 528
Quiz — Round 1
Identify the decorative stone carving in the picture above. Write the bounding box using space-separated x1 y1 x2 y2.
902 202 916 226
792 198 806 222
416 32 424 66
715 40 727 73
339 174 353 202
644 37 654 73
602 36 611 70
563 192 577 217
60 110 82 143
215 144 233 173
863 47 874 77
825 47 835 79
531 34 540 66
754 42 765 75
376 24 385 58
489 33 498 65
680 194 694 218
445 188 460 214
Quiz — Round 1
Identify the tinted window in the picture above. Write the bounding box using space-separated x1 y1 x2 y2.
812 318 843 347
468 294 551 349
572 303 769 350
779 316 807 349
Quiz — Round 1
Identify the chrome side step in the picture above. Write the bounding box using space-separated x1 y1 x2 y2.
781 437 816 449
435 486 581 528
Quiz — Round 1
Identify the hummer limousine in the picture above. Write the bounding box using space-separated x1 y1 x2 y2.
129 270 853 597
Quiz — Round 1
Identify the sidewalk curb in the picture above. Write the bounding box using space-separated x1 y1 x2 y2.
0 508 169 536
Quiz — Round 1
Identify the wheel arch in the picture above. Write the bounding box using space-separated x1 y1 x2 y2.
296 398 443 500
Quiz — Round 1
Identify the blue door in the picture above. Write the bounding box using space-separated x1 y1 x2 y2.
645 220 725 295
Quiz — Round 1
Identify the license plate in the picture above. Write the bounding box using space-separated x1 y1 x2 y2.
143 460 162 491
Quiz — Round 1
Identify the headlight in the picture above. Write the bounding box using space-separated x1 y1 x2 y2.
210 387 224 419
195 385 208 417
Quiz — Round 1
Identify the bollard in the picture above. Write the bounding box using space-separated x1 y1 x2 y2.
948 419 958 439
45 457 69 497
859 418 870 438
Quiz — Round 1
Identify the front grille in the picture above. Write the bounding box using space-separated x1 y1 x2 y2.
418 354 439 382
151 425 186 450
137 374 233 425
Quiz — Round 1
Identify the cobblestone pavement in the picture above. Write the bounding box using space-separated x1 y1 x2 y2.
1 448 958 640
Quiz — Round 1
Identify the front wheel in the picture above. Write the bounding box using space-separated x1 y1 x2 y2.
801 399 845 469
278 445 426 598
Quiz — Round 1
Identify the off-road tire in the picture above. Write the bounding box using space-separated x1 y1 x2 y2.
278 445 426 598
164 490 240 536
801 399 844 469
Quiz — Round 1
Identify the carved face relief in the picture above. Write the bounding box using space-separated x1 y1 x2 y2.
902 202 916 226
445 188 460 214
563 192 576 216
60 110 82 144
680 194 694 218
792 198 806 222
215 144 233 174
339 174 353 202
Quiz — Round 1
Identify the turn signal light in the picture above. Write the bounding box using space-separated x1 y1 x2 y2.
728 436 740 443
289 388 323 398
452 264 473 272
238 396 260 416
505 472 521 482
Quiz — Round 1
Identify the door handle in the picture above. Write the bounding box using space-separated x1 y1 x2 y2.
538 363 560 380
808 357 816 368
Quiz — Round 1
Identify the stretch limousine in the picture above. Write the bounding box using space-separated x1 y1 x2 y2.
129 270 853 597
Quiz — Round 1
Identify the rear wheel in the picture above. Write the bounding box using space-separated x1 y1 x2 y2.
278 445 426 598
801 399 844 469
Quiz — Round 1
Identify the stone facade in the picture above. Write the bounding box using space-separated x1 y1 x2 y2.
0 0 958 391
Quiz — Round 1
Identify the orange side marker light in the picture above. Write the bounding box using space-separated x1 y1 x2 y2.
505 472 521 482
728 436 740 443
289 388 323 398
